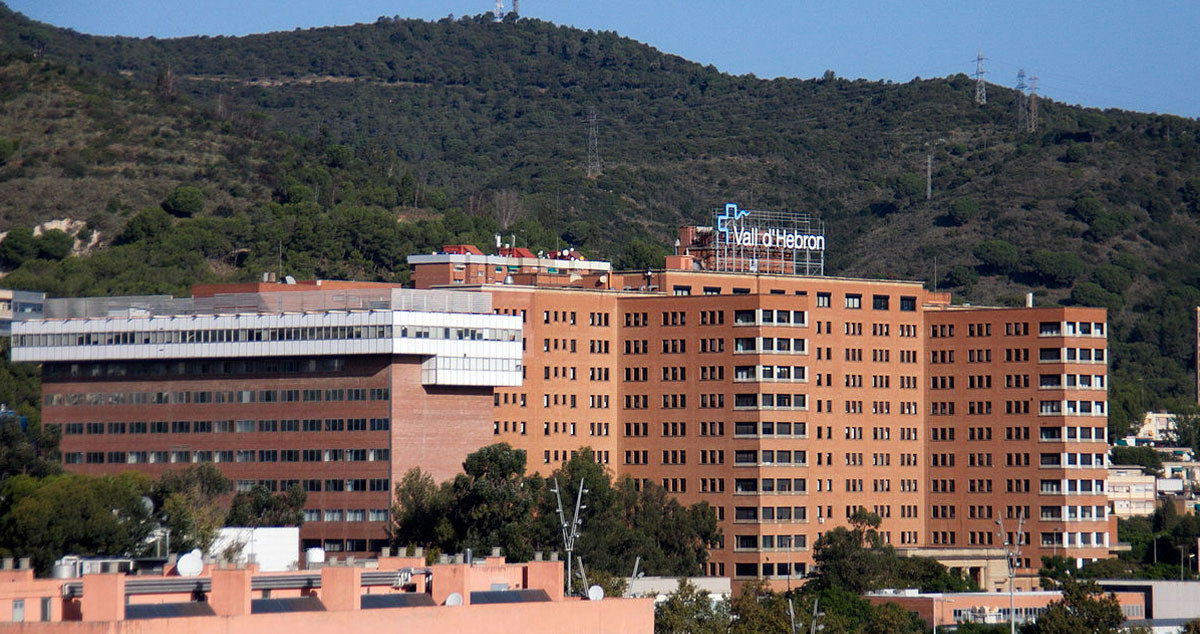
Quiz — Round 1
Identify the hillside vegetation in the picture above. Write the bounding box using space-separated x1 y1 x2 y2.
1 6 1199 432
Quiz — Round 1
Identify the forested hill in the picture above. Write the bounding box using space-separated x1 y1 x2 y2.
1 5 1200 430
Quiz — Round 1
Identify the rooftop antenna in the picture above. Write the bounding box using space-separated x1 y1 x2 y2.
494 0 504 21
550 477 587 596
974 50 987 105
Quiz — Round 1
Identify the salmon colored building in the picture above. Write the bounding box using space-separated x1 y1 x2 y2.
9 205 1117 587
405 213 1115 589
0 555 652 632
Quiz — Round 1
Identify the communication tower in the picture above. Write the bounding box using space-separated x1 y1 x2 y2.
494 0 504 21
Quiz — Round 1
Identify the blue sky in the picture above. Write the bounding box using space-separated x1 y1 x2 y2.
8 0 1197 117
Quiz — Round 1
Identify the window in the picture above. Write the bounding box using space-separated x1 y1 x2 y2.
872 295 889 310
816 292 831 308
845 294 862 309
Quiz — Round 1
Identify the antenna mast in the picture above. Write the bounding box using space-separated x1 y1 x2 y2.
550 477 587 596
494 0 504 21
974 50 987 105
586 107 601 178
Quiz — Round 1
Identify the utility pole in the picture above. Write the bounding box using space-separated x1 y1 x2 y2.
550 477 587 596
1015 70 1028 132
1028 76 1039 133
586 107 601 178
974 50 987 105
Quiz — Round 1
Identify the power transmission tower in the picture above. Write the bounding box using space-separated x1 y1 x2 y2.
586 107 601 178
1015 70 1028 132
974 50 987 105
1028 75 1039 132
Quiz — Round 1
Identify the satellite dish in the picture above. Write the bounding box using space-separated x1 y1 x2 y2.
445 592 464 606
140 496 154 514
176 549 204 577
587 585 605 601
284 275 297 285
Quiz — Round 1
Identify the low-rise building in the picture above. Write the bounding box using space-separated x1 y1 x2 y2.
1108 467 1157 518
0 554 651 632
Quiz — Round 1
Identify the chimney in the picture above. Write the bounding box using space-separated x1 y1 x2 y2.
1025 292 1034 308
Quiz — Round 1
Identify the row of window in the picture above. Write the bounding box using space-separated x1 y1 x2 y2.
61 418 391 435
303 509 391 523
813 292 917 312
44 358 347 379
16 324 518 348
64 448 390 464
46 388 390 407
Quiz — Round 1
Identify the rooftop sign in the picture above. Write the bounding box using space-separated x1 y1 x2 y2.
711 203 825 275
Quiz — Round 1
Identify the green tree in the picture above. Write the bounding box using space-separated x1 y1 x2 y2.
654 578 731 634
389 467 454 554
1109 446 1163 476
225 484 306 527
0 414 60 487
0 226 37 268
447 443 539 561
0 138 17 164
944 265 980 288
973 239 1021 275
1026 579 1124 634
0 473 154 572
1091 265 1132 294
161 185 205 217
947 197 981 225
114 207 173 245
1182 618 1200 634
35 229 74 260
1030 250 1084 287
149 464 234 553
729 579 790 634
1070 282 1123 310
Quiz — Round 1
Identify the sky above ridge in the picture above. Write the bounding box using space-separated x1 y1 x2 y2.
7 0 1197 118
